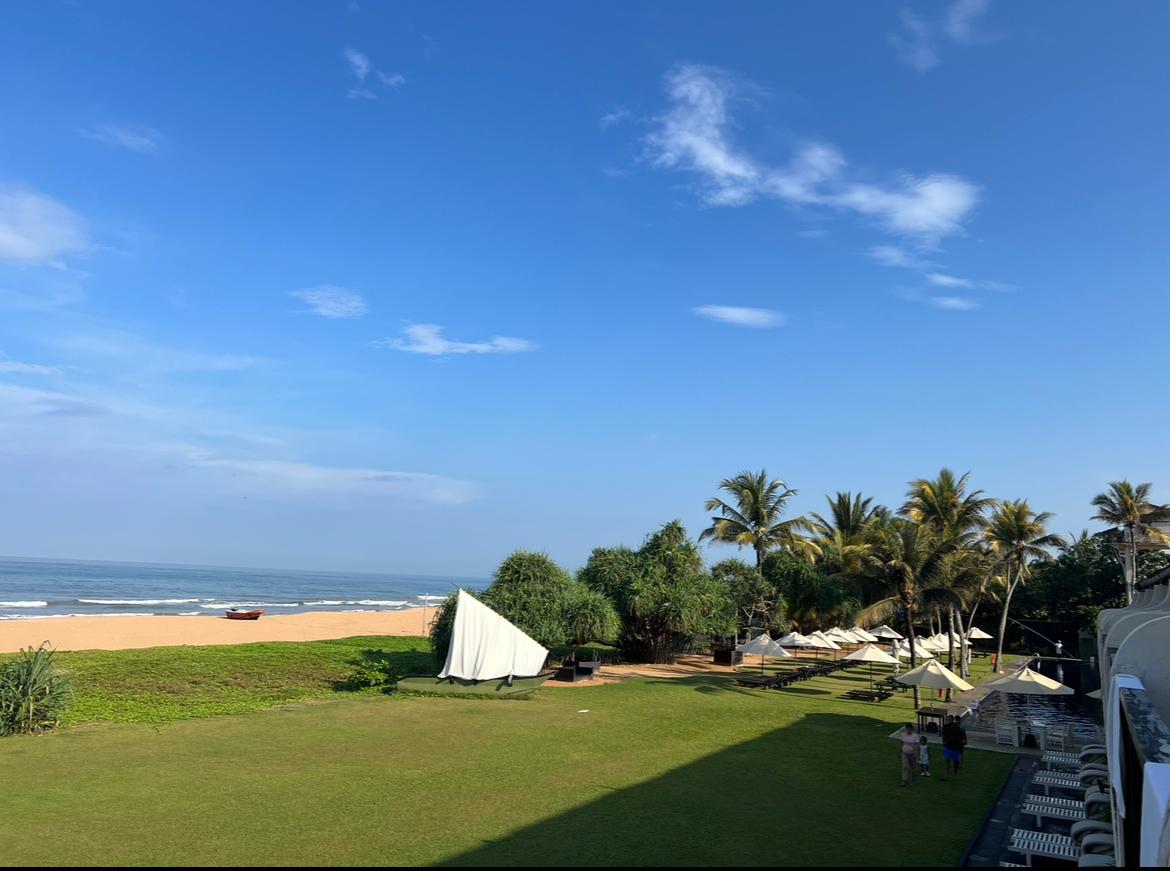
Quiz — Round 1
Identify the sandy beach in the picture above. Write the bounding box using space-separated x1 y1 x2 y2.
0 607 438 653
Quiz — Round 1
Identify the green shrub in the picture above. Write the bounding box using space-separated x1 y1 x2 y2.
0 643 73 736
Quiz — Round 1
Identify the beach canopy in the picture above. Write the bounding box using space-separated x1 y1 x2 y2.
777 632 815 648
850 626 879 643
763 639 793 658
806 631 842 650
824 627 855 644
894 639 936 659
843 643 898 665
920 635 949 652
870 624 904 640
737 633 774 655
968 627 993 640
896 658 974 692
438 589 549 681
984 666 1073 696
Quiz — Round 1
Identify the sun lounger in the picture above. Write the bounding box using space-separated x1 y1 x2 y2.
841 688 893 702
1008 829 1079 865
733 675 772 689
1021 800 1083 827
1024 793 1083 811
1032 770 1087 795
1043 751 1081 769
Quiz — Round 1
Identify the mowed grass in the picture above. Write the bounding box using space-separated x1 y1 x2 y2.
0 640 1012 867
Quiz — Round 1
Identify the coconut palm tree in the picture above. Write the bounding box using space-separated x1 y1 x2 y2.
700 470 818 569
902 469 993 544
985 500 1066 671
1091 481 1170 604
810 492 882 540
858 519 956 709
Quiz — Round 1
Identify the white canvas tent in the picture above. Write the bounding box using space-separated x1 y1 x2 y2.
438 589 550 682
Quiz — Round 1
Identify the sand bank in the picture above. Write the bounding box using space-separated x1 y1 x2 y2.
0 608 437 653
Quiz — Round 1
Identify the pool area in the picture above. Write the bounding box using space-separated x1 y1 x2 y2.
968 656 1102 742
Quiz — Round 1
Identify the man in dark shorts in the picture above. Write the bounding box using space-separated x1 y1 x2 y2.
941 715 967 780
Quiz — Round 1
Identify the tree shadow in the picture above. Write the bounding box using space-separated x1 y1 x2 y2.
331 648 435 693
435 711 989 867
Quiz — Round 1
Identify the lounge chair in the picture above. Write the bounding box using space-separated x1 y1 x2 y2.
1020 800 1083 827
1043 751 1081 769
1031 770 1087 795
1008 829 1080 865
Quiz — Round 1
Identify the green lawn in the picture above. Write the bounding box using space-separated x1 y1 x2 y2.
0 639 1011 867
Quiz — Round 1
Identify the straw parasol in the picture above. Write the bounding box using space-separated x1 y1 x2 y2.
843 642 898 687
895 658 974 693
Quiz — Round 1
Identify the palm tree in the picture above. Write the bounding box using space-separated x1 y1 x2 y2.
810 492 881 540
902 469 993 544
700 470 818 569
985 500 1066 671
1091 481 1170 604
809 492 883 579
858 519 956 709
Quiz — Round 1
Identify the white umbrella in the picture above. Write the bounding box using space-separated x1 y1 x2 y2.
968 627 993 640
895 658 974 692
843 642 898 686
736 632 775 672
920 635 949 653
894 639 936 659
984 666 1073 729
777 631 814 647
870 624 904 640
824 627 855 645
763 639 793 659
850 626 879 643
806 631 841 650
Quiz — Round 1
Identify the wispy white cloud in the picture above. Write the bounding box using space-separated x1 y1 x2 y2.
0 186 91 267
868 245 935 270
645 65 979 241
172 446 478 505
889 10 939 72
78 124 164 155
0 352 60 376
926 272 974 289
891 0 993 72
344 47 406 99
929 295 980 311
376 324 537 356
48 328 261 374
693 305 785 328
290 285 368 319
600 107 631 129
945 0 991 43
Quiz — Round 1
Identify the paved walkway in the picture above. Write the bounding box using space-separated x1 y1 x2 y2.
962 754 1035 866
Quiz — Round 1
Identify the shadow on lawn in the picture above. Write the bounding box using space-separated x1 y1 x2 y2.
332 648 434 692
437 710 968 867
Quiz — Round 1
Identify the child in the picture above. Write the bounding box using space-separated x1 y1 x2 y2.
918 735 931 777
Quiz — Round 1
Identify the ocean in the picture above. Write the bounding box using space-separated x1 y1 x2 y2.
0 556 488 620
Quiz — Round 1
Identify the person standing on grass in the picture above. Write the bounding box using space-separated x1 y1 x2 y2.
899 724 919 786
918 735 932 778
941 715 967 780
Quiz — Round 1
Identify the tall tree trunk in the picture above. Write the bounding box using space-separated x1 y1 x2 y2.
903 589 920 710
946 606 957 701
963 599 984 679
1126 525 1136 605
994 566 1020 672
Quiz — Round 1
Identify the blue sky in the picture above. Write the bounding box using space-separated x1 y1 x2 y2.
1 1 1167 576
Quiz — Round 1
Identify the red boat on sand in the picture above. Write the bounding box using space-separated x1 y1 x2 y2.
225 609 264 620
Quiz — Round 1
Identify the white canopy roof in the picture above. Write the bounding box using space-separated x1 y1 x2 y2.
869 624 904 640
824 627 855 644
919 635 949 652
895 658 973 692
843 643 898 664
985 666 1073 696
806 631 842 650
437 589 550 681
763 639 793 658
894 639 936 659
737 633 773 655
850 626 879 643
777 632 815 647
967 627 993 640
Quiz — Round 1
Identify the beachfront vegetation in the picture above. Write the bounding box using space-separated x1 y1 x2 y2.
0 642 72 735
0 636 1011 866
430 551 619 664
1091 480 1170 603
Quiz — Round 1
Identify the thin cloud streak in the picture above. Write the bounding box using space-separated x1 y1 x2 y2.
376 324 538 356
693 305 785 328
